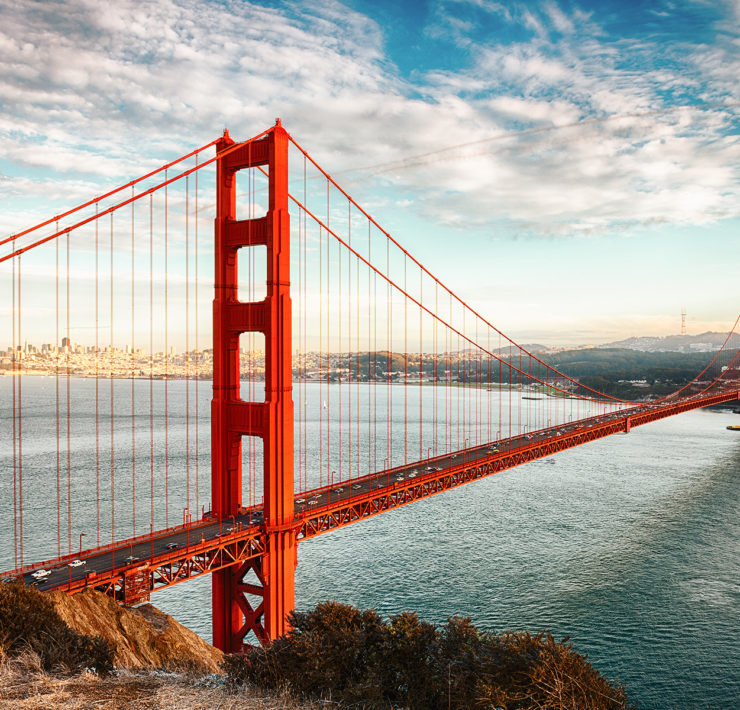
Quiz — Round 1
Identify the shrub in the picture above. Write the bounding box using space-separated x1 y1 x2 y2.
224 601 633 710
0 580 114 674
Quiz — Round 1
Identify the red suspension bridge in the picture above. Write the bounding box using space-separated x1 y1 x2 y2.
1 121 739 651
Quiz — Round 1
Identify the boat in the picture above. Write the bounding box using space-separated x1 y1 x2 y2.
727 425 740 431
522 396 541 400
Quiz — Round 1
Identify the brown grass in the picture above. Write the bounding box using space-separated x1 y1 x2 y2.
0 650 323 710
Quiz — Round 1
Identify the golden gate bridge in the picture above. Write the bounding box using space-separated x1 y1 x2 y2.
1 121 738 652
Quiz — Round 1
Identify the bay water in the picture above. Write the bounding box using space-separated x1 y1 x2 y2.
1 377 738 708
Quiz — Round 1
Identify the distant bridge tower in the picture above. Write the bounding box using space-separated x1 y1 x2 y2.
211 121 295 651
681 308 687 335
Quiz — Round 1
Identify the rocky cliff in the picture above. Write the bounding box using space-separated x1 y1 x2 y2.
48 589 223 675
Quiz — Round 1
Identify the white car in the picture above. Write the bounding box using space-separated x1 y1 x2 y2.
68 559 85 568
31 569 51 579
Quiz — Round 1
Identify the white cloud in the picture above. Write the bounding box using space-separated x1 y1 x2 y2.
0 0 739 242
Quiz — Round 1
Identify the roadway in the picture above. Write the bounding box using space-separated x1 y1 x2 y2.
7 391 734 594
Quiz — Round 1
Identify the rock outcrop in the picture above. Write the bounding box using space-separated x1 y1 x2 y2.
48 589 223 674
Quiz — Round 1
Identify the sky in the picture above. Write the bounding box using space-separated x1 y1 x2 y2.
1 0 739 346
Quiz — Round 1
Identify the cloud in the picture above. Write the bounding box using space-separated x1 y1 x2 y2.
0 0 739 241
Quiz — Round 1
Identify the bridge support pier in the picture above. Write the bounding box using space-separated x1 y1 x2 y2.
211 122 295 652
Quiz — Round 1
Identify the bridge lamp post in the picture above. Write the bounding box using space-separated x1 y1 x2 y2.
79 532 86 555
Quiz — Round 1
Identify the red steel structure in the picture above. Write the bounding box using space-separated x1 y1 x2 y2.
1 121 739 653
211 123 295 648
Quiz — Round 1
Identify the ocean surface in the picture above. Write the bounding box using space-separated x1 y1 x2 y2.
1 377 739 708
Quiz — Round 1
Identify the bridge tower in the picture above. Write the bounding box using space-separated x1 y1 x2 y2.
211 121 295 651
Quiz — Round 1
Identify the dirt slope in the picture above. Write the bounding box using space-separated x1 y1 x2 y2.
48 589 223 674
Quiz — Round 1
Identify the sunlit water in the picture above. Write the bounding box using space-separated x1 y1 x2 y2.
1 378 739 708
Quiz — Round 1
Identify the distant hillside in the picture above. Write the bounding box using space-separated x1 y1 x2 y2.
598 332 740 353
545 348 721 399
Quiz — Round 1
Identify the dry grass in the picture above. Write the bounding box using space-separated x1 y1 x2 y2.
0 651 324 710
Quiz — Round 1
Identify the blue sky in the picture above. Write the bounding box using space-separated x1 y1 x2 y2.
1 0 739 344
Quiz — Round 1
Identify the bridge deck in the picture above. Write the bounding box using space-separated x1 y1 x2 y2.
4 389 738 603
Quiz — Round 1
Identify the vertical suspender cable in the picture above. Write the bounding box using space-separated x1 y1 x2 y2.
356 215 360 481
110 213 115 543
55 231 61 557
186 175 190 516
149 194 154 532
303 158 308 490
346 203 350 480
95 208 101 546
18 252 23 566
66 230 71 554
319 224 323 487
11 241 18 568
370 224 375 475
434 282 438 456
131 187 136 535
164 171 169 527
296 170 302 494
403 255 407 465
327 182 331 484
389 239 394 468
338 197 342 481
195 157 200 516
419 268 423 460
